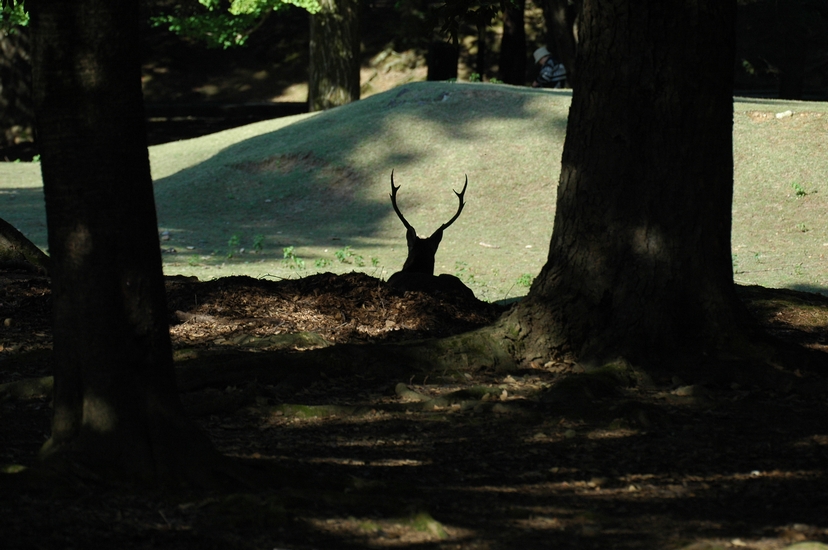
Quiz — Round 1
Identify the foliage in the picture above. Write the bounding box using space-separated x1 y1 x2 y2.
0 0 28 33
252 234 265 253
791 181 815 198
283 246 305 269
227 233 242 258
335 246 364 267
151 0 320 49
434 0 511 43
454 261 476 284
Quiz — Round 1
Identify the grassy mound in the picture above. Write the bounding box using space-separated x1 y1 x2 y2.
1 82 828 300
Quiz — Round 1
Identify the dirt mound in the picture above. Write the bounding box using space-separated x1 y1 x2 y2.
165 271 505 347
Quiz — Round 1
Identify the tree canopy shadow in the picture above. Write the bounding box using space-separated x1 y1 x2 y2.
150 83 570 267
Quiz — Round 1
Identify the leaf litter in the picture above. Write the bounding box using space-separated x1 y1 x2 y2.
1 269 827 549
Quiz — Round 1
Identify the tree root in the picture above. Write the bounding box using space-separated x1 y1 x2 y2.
0 217 50 275
0 376 53 402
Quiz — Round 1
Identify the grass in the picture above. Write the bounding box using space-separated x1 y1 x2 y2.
2 82 828 300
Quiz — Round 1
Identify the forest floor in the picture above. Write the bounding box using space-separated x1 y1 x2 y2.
2 15 828 543
1 267 828 550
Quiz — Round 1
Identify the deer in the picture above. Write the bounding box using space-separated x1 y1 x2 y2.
386 171 475 300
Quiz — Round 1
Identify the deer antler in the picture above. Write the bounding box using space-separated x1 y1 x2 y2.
389 171 469 275
436 175 468 233
390 170 413 232
390 171 468 234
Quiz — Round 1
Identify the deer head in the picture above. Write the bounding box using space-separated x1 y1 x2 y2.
390 170 467 275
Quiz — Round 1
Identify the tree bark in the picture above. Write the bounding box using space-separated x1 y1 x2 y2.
777 0 806 100
499 0 527 85
540 0 579 86
308 0 360 112
29 0 224 484
427 41 459 81
507 0 752 371
475 22 487 77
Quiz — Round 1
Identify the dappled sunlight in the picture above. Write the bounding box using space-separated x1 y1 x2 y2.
4 92 828 295
64 225 93 266
631 226 666 257
4 265 828 548
146 82 566 293
80 393 119 433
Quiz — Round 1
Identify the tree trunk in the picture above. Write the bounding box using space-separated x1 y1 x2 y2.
29 0 224 484
777 0 806 100
0 25 34 147
475 23 487 78
427 41 459 81
506 0 751 371
540 0 579 86
499 0 527 85
308 0 360 112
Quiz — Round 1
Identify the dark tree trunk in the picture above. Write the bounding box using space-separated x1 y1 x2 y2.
427 41 459 81
499 0 527 85
777 1 806 100
507 0 750 369
0 25 34 147
475 23 487 77
308 0 360 112
29 0 222 484
540 0 579 86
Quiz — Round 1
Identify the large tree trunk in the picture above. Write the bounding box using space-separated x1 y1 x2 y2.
777 0 806 100
427 41 459 81
498 0 527 85
506 0 750 370
0 25 34 147
475 22 487 77
308 0 360 112
29 0 224 484
540 0 579 86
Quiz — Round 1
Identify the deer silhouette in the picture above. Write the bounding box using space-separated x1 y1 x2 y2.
386 171 475 299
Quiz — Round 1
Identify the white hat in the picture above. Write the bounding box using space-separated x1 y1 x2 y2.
533 46 551 64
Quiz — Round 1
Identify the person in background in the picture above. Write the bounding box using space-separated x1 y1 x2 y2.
532 46 567 88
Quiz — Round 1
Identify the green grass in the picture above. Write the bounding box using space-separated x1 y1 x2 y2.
3 82 828 300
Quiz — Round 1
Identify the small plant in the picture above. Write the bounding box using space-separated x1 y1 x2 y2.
794 263 805 276
371 257 380 268
791 182 811 197
226 234 242 258
468 72 482 83
489 77 503 84
335 246 359 264
516 273 534 288
454 261 476 284
796 223 809 233
282 246 305 270
315 258 332 268
252 234 265 253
